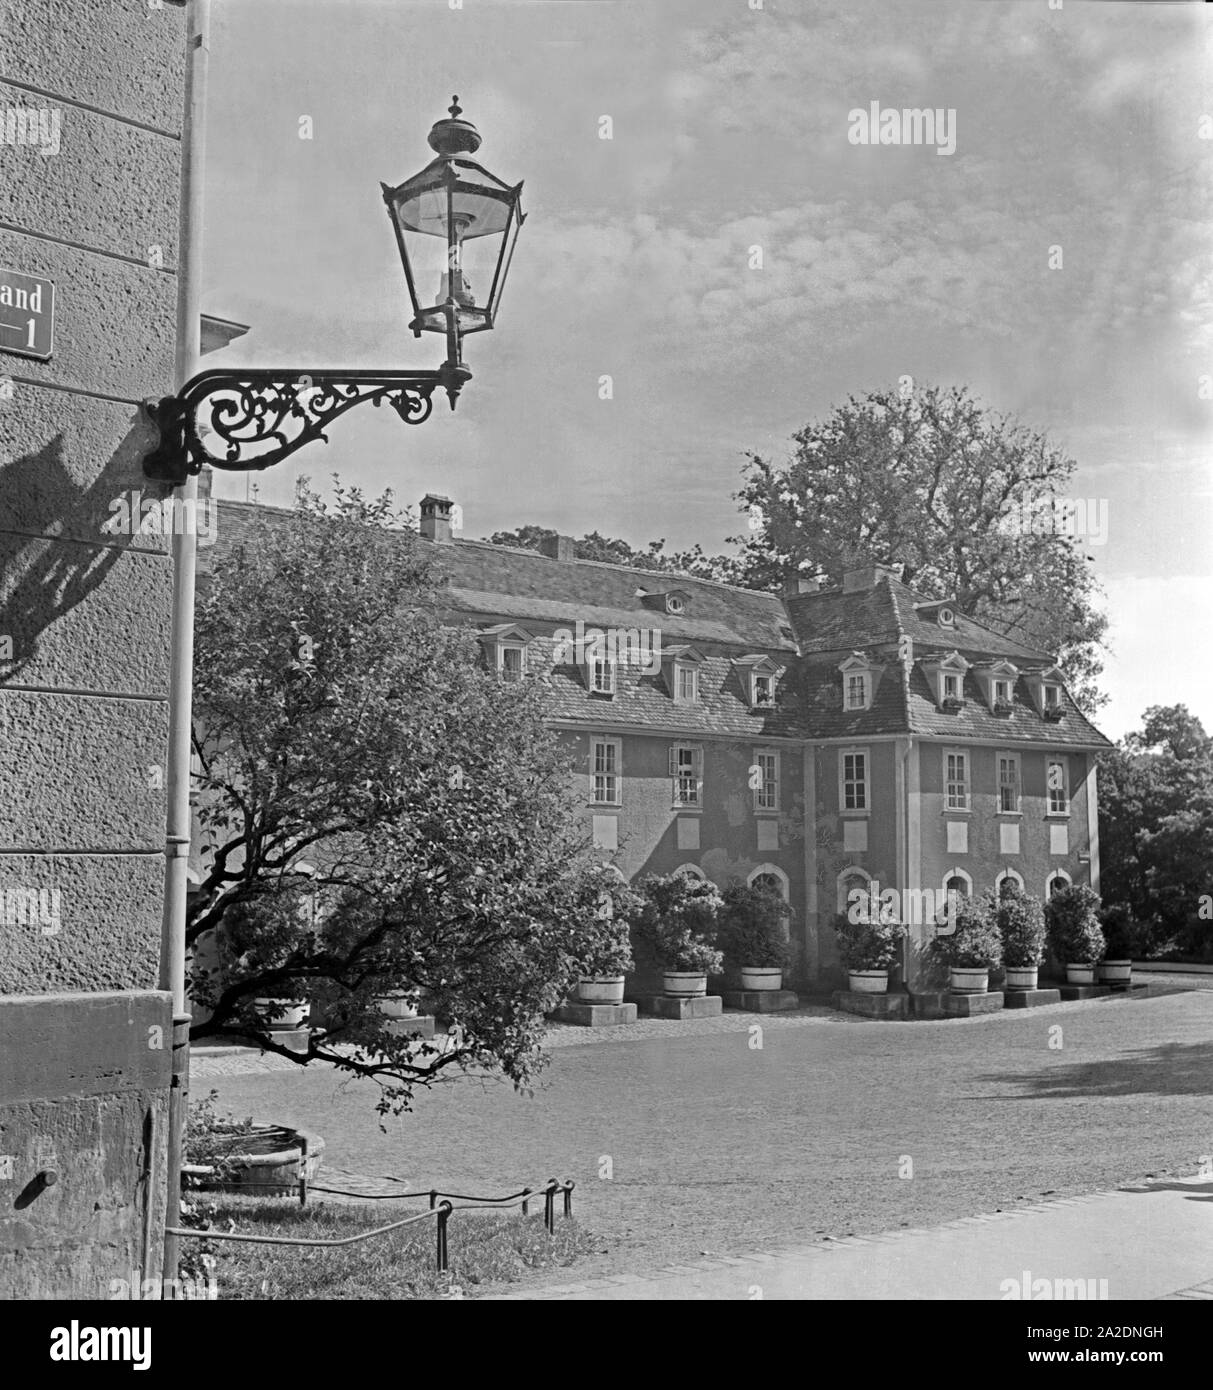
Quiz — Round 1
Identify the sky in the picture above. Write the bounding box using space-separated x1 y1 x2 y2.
199 0 1213 741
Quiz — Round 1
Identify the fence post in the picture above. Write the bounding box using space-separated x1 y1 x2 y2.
436 1200 452 1272
298 1133 309 1208
521 1186 532 1217
543 1179 557 1235
563 1180 575 1220
429 1189 438 1211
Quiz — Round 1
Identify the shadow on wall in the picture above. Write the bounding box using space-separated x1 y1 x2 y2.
0 414 169 684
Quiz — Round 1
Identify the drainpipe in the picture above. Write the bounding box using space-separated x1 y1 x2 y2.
901 735 914 992
159 0 209 1294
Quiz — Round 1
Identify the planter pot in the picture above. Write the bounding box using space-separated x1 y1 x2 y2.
1005 966 1039 991
188 1124 325 1196
375 994 419 1020
663 971 707 999
949 967 989 994
1066 964 1097 985
577 975 626 1005
848 969 889 994
252 998 309 1029
1098 960 1132 985
739 967 783 992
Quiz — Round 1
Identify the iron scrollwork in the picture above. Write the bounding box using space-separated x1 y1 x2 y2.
142 364 470 485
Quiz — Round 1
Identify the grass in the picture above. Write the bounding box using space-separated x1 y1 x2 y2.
189 1194 602 1300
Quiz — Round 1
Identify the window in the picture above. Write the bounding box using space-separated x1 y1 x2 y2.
1047 758 1069 814
994 679 1011 705
837 867 871 916
670 743 704 807
590 737 621 805
945 750 969 810
846 673 868 710
753 673 775 707
749 864 791 912
945 873 971 899
996 869 1025 898
753 748 779 813
673 863 706 881
841 749 868 812
943 673 961 701
1043 684 1061 710
499 645 525 683
589 656 616 695
998 753 1020 813
665 593 685 615
675 663 699 703
938 606 955 627
1046 870 1072 898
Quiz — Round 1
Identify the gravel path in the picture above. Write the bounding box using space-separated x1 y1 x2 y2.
200 988 1213 1296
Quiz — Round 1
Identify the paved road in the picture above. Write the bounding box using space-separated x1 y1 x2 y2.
205 989 1213 1294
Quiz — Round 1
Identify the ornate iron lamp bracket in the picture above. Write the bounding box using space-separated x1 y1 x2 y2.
142 362 471 485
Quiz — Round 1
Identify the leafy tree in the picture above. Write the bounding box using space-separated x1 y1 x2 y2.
732 384 1109 710
1099 705 1213 959
188 481 619 1112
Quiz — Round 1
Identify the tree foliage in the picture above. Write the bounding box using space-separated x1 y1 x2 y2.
1098 705 1213 959
188 481 620 1112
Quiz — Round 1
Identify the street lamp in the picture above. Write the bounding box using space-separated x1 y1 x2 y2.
142 98 525 486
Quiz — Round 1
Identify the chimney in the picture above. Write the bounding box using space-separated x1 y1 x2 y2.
843 562 897 593
419 493 454 543
539 533 576 562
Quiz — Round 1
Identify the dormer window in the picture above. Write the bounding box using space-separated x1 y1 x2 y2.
1043 684 1061 710
937 606 955 628
589 655 616 696
500 645 526 683
922 650 970 710
837 652 875 712
735 655 784 711
478 624 533 684
1025 666 1066 718
754 674 775 707
943 673 961 701
665 593 686 615
675 663 699 703
994 679 1011 705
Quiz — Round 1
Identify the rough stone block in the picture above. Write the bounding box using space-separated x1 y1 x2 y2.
909 991 947 1020
0 80 179 266
0 852 163 993
0 534 171 693
1057 985 1113 1001
635 994 722 1020
0 690 168 851
722 989 800 1013
1002 988 1062 1009
0 0 186 134
553 1002 638 1028
383 1014 435 1040
831 989 909 1019
942 990 1005 1017
0 230 175 401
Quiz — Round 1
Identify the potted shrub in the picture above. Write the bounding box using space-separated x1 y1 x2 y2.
373 989 420 1020
998 882 1046 990
933 892 1002 993
1046 883 1105 984
635 872 724 998
833 911 904 994
1098 902 1138 985
573 869 641 1004
719 879 793 990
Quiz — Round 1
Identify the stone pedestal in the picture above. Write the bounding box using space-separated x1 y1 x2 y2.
382 1015 436 1039
941 991 1005 1017
722 990 800 1013
1057 984 1112 1001
909 991 947 1020
635 995 722 1020
552 1002 638 1028
831 990 909 1019
1002 988 1062 1009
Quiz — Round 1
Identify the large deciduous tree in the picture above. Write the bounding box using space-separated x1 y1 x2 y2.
188 483 619 1113
733 384 1109 709
1098 705 1213 959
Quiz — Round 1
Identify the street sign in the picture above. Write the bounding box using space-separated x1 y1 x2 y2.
0 267 55 361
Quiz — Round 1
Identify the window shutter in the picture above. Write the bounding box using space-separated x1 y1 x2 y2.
669 745 679 777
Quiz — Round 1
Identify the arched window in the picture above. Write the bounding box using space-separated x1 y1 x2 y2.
942 868 973 899
996 868 1025 899
673 863 705 882
837 865 871 917
748 863 790 901
1046 870 1072 899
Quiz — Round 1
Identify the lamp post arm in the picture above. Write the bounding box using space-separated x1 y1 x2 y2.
142 362 471 484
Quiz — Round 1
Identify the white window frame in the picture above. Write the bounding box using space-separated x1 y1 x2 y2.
840 747 869 814
753 747 780 814
673 863 706 881
944 749 970 811
674 662 699 704
993 678 1011 706
497 642 527 682
846 672 868 711
942 672 962 702
1043 683 1062 710
590 736 622 807
1046 756 1070 816
670 742 704 808
752 672 776 708
997 751 1021 815
942 867 973 898
748 863 791 906
589 655 617 695
995 867 1025 897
